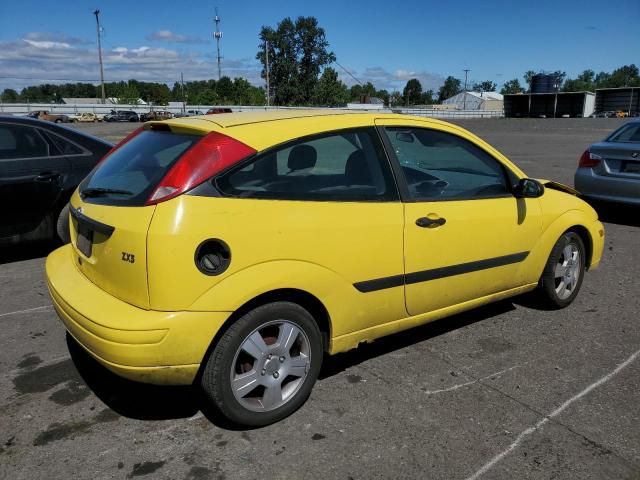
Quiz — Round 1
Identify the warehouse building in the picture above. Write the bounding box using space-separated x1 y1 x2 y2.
442 91 503 110
504 92 595 118
594 87 639 116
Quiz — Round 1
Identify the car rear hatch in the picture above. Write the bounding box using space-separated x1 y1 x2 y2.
69 120 255 310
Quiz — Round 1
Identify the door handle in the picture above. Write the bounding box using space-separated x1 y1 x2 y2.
35 172 60 182
416 216 446 228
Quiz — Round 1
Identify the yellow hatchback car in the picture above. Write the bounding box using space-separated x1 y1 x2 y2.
46 110 604 426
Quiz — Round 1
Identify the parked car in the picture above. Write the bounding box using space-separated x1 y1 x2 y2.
71 112 103 123
575 119 640 205
0 115 112 245
104 110 139 122
206 107 232 114
174 110 205 118
26 110 70 123
46 111 604 426
140 110 173 122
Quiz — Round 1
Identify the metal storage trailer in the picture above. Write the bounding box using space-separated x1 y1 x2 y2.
595 87 639 115
504 92 595 118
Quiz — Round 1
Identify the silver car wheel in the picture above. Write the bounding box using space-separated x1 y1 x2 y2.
554 243 581 300
230 320 311 412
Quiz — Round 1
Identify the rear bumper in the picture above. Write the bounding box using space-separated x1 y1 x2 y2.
46 245 231 385
575 168 640 206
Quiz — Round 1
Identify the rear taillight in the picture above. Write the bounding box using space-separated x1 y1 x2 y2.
146 131 256 205
579 150 602 168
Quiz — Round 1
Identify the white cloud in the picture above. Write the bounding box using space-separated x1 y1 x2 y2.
146 30 206 44
0 33 262 91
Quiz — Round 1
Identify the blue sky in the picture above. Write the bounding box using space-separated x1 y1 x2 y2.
0 0 638 92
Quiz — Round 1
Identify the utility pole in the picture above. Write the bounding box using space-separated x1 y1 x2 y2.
180 72 186 113
265 40 270 106
213 8 223 80
93 9 106 104
463 68 470 110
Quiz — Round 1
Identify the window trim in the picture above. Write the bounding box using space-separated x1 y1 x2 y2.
213 126 401 203
377 125 520 203
40 128 91 158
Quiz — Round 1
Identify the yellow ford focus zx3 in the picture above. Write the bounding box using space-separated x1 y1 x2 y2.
46 110 604 426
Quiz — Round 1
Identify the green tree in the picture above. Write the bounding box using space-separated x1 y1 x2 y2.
438 76 461 102
420 89 435 105
1 89 19 102
562 70 595 92
402 78 423 106
257 16 335 105
313 67 349 106
117 81 140 105
500 79 524 94
472 80 497 92
523 70 536 91
607 64 640 87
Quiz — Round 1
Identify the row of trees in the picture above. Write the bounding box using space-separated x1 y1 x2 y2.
0 77 267 106
500 65 640 94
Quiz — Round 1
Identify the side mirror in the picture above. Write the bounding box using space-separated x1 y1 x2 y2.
513 178 544 198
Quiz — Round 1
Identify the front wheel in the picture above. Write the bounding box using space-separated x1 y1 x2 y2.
201 302 323 426
535 231 586 309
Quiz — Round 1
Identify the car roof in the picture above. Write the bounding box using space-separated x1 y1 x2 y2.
153 109 495 158
0 114 113 147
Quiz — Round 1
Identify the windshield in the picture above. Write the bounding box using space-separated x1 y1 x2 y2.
79 130 199 206
606 123 640 143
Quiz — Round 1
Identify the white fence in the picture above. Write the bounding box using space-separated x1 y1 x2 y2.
0 102 504 119
395 108 504 119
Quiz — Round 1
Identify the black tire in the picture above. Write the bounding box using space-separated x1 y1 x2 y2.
55 118 62 123
201 302 323 427
56 203 71 244
535 231 586 309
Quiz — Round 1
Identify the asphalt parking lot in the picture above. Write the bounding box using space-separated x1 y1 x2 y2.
1 117 639 480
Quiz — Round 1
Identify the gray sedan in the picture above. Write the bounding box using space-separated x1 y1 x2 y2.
575 120 640 205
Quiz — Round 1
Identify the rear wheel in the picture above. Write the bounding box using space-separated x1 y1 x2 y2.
535 232 585 308
201 302 322 426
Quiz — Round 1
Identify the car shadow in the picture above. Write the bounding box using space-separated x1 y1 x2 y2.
319 300 516 380
67 300 520 429
588 200 640 228
0 239 61 265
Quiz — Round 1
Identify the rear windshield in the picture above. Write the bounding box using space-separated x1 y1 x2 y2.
607 123 640 143
79 130 199 206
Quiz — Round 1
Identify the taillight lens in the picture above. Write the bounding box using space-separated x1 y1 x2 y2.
579 150 602 168
146 131 256 205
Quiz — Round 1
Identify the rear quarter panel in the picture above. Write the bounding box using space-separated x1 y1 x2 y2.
147 195 407 339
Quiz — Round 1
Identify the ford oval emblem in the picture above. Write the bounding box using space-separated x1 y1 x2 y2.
77 206 83 214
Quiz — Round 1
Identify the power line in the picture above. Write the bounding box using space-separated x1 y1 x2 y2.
334 61 363 86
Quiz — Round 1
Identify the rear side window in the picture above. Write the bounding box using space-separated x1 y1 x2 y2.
0 123 49 159
215 128 397 201
607 123 640 143
42 131 85 156
80 130 198 206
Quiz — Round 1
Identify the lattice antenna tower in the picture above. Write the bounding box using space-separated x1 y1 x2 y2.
214 8 223 80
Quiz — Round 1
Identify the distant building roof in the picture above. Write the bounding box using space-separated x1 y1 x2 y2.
62 97 116 104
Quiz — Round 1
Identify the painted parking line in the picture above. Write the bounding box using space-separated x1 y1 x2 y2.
464 347 640 480
0 305 52 319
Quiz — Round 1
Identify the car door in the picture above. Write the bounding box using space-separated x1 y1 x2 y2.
211 126 406 336
377 119 542 316
0 122 71 238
